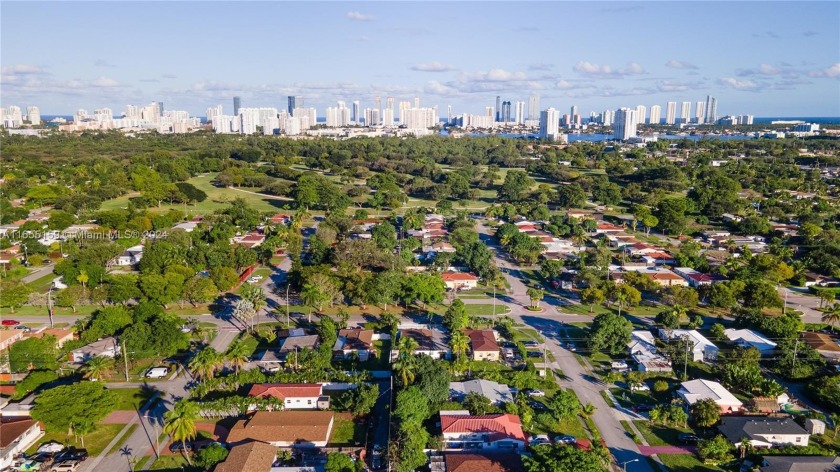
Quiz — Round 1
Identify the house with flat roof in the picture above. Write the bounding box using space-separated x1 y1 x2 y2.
440 412 526 452
466 330 500 361
725 329 777 354
719 417 809 448
449 379 513 405
226 411 334 448
247 384 329 410
678 379 743 413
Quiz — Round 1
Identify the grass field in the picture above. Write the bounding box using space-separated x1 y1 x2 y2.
329 416 366 446
107 387 154 411
100 173 293 215
634 420 696 447
656 454 724 472
27 423 126 457
140 455 201 472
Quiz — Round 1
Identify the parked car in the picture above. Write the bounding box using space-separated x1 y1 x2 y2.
566 343 576 352
145 367 169 379
525 389 546 397
10 459 40 471
678 433 700 444
36 442 64 454
523 340 539 347
554 435 576 445
633 404 654 413
528 401 548 411
630 382 650 392
50 460 80 472
530 434 551 446
169 442 193 453
2 319 21 326
54 449 87 462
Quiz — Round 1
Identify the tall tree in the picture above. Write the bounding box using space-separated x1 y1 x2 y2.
163 400 200 465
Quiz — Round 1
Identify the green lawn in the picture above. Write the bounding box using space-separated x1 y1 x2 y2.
462 304 511 316
100 173 292 215
634 421 696 447
656 454 724 472
140 455 202 472
27 423 126 457
26 271 58 293
107 387 157 411
329 416 366 446
620 420 642 444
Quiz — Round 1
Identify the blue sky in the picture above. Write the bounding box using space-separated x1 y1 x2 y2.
2 1 839 116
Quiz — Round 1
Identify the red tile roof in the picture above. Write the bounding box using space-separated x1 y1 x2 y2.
226 411 333 444
466 330 499 352
441 272 479 282
247 383 323 399
444 453 525 472
440 414 526 442
0 419 39 449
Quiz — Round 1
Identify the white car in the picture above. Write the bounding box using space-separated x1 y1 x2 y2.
145 367 168 379
526 389 546 397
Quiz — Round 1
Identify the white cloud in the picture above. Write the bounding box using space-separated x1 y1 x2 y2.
717 77 761 91
573 61 646 77
460 69 527 83
657 80 705 92
424 80 459 96
808 63 840 78
346 11 375 21
665 60 699 70
410 62 455 72
91 76 121 87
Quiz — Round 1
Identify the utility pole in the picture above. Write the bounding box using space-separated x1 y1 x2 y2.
683 335 690 380
792 339 799 370
122 339 129 382
47 285 54 328
286 283 291 328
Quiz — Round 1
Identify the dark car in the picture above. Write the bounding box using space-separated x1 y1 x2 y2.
633 404 655 413
55 448 88 462
528 401 548 411
678 433 700 444
169 442 193 453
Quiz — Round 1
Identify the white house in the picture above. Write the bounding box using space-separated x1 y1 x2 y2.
113 245 144 266
658 329 719 362
0 419 43 470
673 267 727 288
449 379 513 405
719 417 809 448
69 336 120 363
396 329 450 360
678 379 743 413
440 412 526 451
441 271 479 290
628 331 672 373
247 383 329 410
724 329 777 354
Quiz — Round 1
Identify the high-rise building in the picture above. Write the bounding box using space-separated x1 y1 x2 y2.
233 96 241 116
614 108 638 141
403 107 437 129
679 101 691 124
635 105 646 125
447 105 453 124
649 105 662 125
158 102 164 116
501 101 512 122
352 101 361 124
364 108 380 127
375 96 382 116
485 106 495 118
515 101 525 124
383 108 394 126
287 96 296 114
695 101 706 124
704 95 717 124
326 102 351 127
26 106 40 125
665 101 677 125
539 108 560 140
600 110 614 126
386 97 394 111
527 95 540 121
495 96 501 122
414 97 420 109
570 105 578 117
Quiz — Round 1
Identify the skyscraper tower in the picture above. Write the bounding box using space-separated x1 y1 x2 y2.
386 97 394 110
414 97 420 108
528 95 540 121
375 96 382 115
704 95 717 124
614 108 638 141
665 101 677 125
233 96 241 116
695 101 706 124
501 101 512 122
539 108 560 140
158 102 164 116
515 101 525 124
649 105 662 125
495 96 501 122
636 105 646 125
680 101 691 124
352 101 361 124
287 96 296 114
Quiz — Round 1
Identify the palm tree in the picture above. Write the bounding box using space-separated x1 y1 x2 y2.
822 304 840 333
225 341 250 373
581 402 596 418
189 348 222 381
450 332 470 362
393 359 416 386
396 336 419 359
163 400 199 465
81 356 115 381
829 412 840 439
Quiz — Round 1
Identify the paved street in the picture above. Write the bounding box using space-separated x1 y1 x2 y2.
21 264 56 284
778 286 825 323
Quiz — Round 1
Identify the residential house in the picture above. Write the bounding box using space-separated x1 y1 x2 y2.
627 331 672 373
640 252 675 266
226 410 334 448
397 329 450 360
760 456 840 472
566 209 595 221
724 329 777 354
278 335 320 359
269 213 291 225
513 221 537 233
232 231 265 248
69 336 120 363
803 272 840 288
595 222 624 234
444 453 525 472
625 243 662 257
467 330 500 362
247 383 329 410
659 329 719 362
172 221 200 232
442 271 479 291
616 266 689 287
801 332 840 361
27 328 75 349
113 245 144 266
440 412 526 451
719 417 809 448
214 441 278 472
0 419 43 470
673 267 727 288
333 329 375 361
449 379 513 405
678 379 743 413
0 331 24 351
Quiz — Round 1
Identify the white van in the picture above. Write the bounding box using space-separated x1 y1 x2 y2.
145 367 168 379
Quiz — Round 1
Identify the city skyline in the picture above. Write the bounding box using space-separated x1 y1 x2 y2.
2 2 839 116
